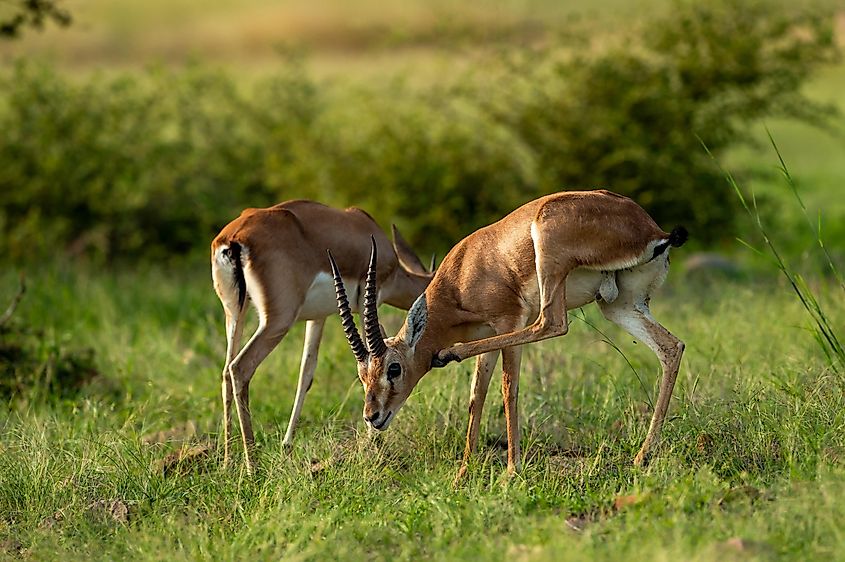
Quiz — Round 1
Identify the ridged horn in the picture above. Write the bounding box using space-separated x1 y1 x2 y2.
328 249 368 363
363 236 387 358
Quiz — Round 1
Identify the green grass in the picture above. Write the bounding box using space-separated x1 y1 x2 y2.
2 263 844 560
2 2 845 558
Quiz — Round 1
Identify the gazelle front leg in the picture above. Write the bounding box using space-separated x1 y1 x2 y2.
282 319 325 447
502 345 524 476
455 350 500 485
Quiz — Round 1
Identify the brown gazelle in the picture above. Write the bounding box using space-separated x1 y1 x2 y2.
331 190 687 482
212 199 434 473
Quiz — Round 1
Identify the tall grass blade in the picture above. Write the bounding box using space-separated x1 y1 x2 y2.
765 127 845 293
701 137 844 373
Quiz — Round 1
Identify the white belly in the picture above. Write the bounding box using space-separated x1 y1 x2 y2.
297 272 362 321
565 269 605 308
521 268 604 321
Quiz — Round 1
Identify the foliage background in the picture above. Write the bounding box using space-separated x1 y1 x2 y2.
0 0 842 263
1 0 845 560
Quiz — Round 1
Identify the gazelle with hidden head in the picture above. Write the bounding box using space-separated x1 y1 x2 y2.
212 199 434 473
330 190 687 482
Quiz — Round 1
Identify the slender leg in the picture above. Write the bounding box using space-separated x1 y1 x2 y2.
600 300 684 466
501 346 524 476
221 308 246 468
435 227 574 364
230 313 293 474
454 350 500 485
282 319 325 447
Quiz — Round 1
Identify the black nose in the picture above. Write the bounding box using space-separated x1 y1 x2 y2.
365 411 381 423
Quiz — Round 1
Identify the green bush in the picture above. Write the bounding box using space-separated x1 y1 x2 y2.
478 0 839 241
0 61 320 262
313 89 538 247
0 0 838 263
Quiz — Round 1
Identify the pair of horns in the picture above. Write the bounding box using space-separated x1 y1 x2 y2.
327 236 387 363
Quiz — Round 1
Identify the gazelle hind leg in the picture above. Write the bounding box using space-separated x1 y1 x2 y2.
221 307 246 468
229 310 295 474
530 221 574 336
599 298 684 466
455 350 500 485
435 222 575 363
282 319 325 447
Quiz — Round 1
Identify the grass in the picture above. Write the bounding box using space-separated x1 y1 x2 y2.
1 261 844 560
2 1 845 558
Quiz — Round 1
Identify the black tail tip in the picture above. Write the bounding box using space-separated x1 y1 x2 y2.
668 226 688 247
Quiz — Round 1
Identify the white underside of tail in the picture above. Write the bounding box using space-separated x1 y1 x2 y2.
212 244 245 314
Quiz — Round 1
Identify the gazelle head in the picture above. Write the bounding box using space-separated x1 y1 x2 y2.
328 239 431 431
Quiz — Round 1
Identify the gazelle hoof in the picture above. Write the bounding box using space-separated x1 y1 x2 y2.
453 466 469 488
633 451 647 467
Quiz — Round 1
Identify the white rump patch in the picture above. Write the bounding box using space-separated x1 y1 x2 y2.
214 245 233 269
212 243 250 313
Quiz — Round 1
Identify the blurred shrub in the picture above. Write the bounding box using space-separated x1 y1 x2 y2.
479 0 839 241
0 61 316 261
0 0 838 263
314 89 538 247
0 0 71 39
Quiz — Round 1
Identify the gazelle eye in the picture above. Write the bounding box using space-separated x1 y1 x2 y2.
386 363 402 381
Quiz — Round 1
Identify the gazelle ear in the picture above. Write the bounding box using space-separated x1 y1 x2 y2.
391 224 428 275
405 293 427 350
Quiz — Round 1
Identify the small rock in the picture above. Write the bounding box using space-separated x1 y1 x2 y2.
86 499 131 525
717 536 772 555
613 493 645 510
141 421 199 445
0 538 23 555
310 459 329 475
684 253 741 278
564 516 589 532
718 485 762 507
154 442 213 476
38 510 64 530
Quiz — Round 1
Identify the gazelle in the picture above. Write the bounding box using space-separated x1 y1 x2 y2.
212 199 434 472
330 190 687 482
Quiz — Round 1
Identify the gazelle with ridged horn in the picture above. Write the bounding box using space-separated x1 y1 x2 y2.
212 199 433 473
331 190 687 481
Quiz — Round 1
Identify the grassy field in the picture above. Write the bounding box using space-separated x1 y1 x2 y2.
1 252 844 560
2 1 845 559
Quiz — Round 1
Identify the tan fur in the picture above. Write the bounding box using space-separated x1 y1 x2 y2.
212 200 432 473
349 190 685 481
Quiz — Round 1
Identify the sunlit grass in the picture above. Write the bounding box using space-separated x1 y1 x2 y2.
1 261 843 559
